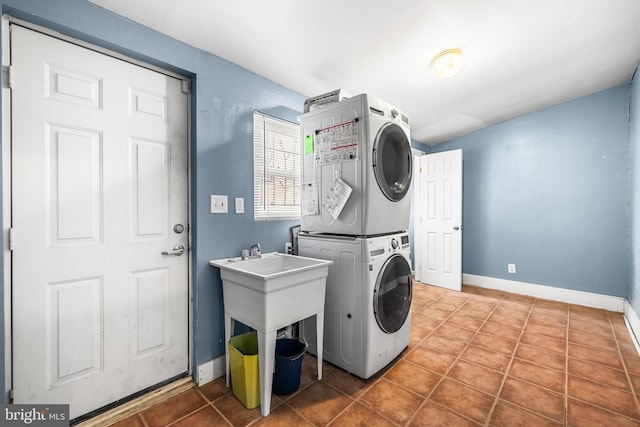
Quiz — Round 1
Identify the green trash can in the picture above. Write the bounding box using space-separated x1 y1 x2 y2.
272 338 306 395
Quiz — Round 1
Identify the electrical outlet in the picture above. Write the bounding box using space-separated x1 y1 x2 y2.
285 242 293 254
508 264 516 274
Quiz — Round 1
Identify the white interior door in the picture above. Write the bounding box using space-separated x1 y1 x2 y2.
10 25 189 419
415 150 462 291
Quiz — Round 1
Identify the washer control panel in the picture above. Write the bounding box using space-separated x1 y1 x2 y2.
391 238 399 249
368 233 410 258
400 234 410 250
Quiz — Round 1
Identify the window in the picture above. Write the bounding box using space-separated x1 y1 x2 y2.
253 111 301 221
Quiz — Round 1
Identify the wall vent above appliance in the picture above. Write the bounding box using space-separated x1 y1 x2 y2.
303 89 351 113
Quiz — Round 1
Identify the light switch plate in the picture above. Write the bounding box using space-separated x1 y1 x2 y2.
211 195 228 213
235 197 244 214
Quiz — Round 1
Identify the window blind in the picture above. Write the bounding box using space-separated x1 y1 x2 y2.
253 112 301 221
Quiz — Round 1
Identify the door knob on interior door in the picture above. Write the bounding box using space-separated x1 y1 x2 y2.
162 244 185 256
453 226 463 231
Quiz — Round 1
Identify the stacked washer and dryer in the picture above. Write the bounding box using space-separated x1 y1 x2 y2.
298 92 414 379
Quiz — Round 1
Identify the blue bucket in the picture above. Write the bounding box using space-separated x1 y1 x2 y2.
272 338 306 395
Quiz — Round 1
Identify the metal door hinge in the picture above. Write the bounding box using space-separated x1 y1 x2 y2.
8 227 14 251
9 388 14 403
181 79 189 94
4 65 15 89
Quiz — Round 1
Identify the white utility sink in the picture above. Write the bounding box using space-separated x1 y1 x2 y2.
212 252 331 292
209 252 332 417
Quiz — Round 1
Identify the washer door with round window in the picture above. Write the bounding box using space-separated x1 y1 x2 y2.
373 254 413 333
372 122 413 202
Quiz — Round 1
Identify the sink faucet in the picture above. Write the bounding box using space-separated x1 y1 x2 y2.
249 243 261 257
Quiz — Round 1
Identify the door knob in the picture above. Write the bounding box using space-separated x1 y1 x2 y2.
162 244 185 256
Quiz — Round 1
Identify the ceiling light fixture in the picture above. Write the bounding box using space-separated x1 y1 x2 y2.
431 48 463 79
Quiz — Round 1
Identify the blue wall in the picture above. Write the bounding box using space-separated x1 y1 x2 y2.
0 0 307 394
629 66 640 312
432 86 630 297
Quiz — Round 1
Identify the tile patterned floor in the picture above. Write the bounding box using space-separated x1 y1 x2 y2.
111 281 640 426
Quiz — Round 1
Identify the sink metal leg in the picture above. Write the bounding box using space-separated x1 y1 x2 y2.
257 330 276 417
224 313 232 387
316 311 324 380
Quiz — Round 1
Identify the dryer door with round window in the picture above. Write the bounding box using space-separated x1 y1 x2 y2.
373 254 413 333
372 123 413 202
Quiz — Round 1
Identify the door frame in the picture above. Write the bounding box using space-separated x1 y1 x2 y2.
411 149 426 277
1 15 194 402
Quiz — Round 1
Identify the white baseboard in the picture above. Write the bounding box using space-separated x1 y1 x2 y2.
463 274 625 312
196 355 226 385
624 300 640 355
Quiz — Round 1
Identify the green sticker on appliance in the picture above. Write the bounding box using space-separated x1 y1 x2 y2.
304 134 314 155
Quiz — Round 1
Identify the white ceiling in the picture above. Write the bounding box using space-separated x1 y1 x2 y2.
89 0 640 146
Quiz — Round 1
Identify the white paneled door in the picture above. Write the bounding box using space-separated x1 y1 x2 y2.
416 150 462 291
10 25 189 419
